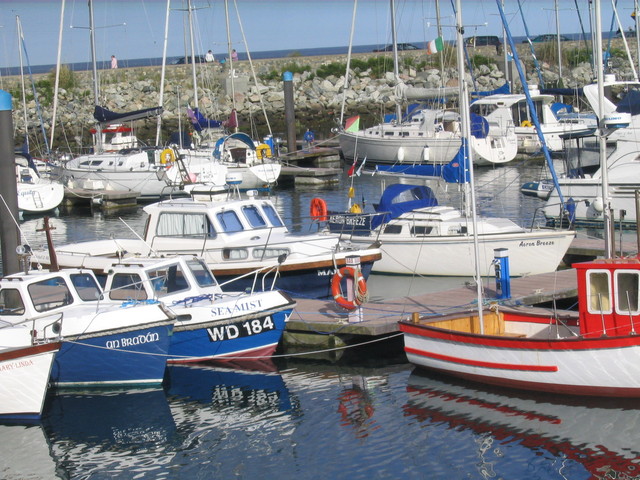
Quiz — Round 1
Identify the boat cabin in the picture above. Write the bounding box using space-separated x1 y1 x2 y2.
575 257 640 338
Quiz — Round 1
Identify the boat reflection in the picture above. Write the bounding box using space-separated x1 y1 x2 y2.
405 370 640 479
42 388 177 478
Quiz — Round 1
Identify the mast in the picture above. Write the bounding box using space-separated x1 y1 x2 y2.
454 0 484 331
390 0 402 122
155 0 171 146
594 0 614 258
50 0 65 151
555 0 562 83
187 0 198 109
88 0 102 153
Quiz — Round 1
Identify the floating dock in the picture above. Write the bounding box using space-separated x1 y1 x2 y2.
62 187 139 212
278 146 343 186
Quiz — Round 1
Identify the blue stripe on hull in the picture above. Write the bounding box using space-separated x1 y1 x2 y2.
167 311 289 362
50 324 172 387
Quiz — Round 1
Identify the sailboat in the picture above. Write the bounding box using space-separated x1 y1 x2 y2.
338 0 518 167
56 0 228 200
398 0 640 398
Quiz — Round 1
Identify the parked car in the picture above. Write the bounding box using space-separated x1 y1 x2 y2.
173 55 206 65
464 35 502 54
522 34 571 43
372 43 420 52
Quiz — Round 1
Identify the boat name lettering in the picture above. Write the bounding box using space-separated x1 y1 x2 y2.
211 299 263 317
329 214 367 227
518 240 555 247
0 359 34 371
106 332 160 349
206 316 276 342
212 385 281 408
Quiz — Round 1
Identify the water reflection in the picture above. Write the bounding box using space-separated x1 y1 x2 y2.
0 423 58 479
42 388 177 479
405 370 640 479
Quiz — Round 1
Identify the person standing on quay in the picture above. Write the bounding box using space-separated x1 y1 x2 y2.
111 55 118 69
231 49 238 61
205 50 215 62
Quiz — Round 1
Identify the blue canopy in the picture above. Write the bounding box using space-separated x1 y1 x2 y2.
471 82 511 97
212 132 256 160
372 184 438 229
616 89 640 115
187 107 223 132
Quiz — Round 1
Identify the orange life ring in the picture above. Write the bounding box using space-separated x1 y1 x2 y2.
331 266 368 311
310 197 328 221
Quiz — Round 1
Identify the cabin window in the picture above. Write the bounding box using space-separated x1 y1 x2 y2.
411 226 433 236
587 270 612 314
223 248 249 260
186 258 217 287
0 289 25 315
383 225 402 234
147 263 189 297
28 277 73 312
242 205 267 228
252 247 289 260
109 273 148 301
70 273 102 301
217 210 244 233
156 212 215 238
262 204 284 227
615 271 640 314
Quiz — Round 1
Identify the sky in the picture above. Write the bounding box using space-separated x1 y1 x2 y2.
0 0 634 69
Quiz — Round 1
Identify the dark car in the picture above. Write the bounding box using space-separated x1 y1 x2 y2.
173 55 206 65
522 34 571 43
464 35 502 53
372 43 420 52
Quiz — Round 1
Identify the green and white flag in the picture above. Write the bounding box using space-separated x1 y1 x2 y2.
426 36 444 54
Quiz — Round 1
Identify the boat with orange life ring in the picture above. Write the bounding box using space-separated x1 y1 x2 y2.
331 266 368 310
310 197 328 221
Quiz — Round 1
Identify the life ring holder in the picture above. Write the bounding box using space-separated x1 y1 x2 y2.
160 148 176 167
256 143 272 160
310 197 328 221
520 120 533 128
331 266 368 311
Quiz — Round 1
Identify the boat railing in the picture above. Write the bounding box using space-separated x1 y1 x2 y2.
28 312 64 344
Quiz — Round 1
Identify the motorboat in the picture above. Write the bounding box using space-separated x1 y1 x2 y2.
32 190 382 299
543 75 640 227
470 85 597 155
0 245 176 387
101 255 296 363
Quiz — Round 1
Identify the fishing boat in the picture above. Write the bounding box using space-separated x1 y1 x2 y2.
0 341 60 421
399 0 640 398
0 241 176 387
101 255 296 363
325 181 574 277
33 189 382 300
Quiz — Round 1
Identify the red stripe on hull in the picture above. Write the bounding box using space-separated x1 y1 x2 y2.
405 346 558 372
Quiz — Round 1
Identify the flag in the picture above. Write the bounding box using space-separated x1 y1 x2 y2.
344 115 360 132
355 157 367 176
347 157 357 177
426 36 444 55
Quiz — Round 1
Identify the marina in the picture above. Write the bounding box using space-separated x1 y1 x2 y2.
3 0 640 477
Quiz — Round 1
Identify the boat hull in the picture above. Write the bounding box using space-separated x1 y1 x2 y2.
0 343 59 420
50 323 172 387
351 230 573 276
167 309 291 363
400 316 640 397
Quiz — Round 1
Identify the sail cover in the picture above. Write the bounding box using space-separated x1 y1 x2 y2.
93 105 163 124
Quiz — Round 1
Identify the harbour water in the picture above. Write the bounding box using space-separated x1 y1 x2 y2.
7 160 640 479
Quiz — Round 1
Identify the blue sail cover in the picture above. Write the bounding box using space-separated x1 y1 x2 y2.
616 89 640 115
93 105 163 124
371 184 438 229
187 107 223 132
469 113 489 138
374 141 471 184
471 82 511 97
